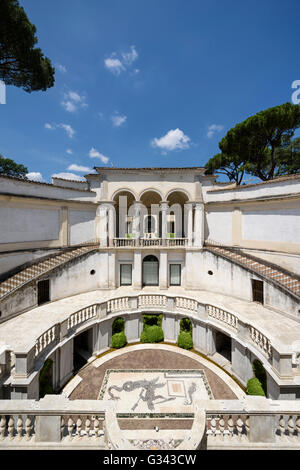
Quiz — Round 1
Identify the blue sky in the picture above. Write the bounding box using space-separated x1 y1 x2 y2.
1 0 299 183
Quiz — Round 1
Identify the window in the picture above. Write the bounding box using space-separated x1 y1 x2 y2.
120 264 132 286
169 264 181 286
252 279 264 304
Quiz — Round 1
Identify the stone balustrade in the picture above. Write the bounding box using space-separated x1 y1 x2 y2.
35 324 60 358
1 396 300 449
206 305 238 331
138 294 167 308
249 326 272 359
166 238 188 246
112 238 188 247
67 305 97 330
113 238 136 247
176 296 198 312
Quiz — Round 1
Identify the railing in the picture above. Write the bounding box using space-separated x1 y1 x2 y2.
113 238 136 247
176 296 198 312
249 326 272 359
35 324 60 357
107 297 130 313
67 305 97 330
206 305 238 331
167 238 188 247
138 294 167 307
140 238 162 246
2 397 300 449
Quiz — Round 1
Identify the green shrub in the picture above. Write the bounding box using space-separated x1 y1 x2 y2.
112 317 125 335
252 359 267 395
142 313 162 328
111 331 127 349
140 325 164 343
39 358 54 398
246 377 266 396
180 318 192 334
177 331 193 350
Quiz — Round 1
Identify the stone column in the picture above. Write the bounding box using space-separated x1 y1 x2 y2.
108 251 116 289
59 340 73 388
133 250 142 289
185 202 194 247
107 202 116 247
97 203 108 247
160 201 168 245
159 250 168 289
193 202 204 247
231 340 253 385
133 201 142 246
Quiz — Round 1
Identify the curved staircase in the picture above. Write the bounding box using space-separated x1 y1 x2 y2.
205 244 300 299
0 244 99 300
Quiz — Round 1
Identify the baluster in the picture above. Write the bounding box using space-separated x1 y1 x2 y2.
288 415 295 438
296 416 300 439
219 417 225 439
85 418 91 437
236 416 244 438
76 418 82 438
245 416 250 437
61 417 65 438
0 416 6 440
210 417 216 437
279 415 286 437
17 416 23 439
227 416 234 438
94 418 100 437
68 418 74 439
8 416 14 439
25 416 32 440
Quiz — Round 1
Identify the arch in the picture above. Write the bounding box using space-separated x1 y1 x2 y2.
142 254 159 286
166 188 190 204
139 188 163 203
112 188 137 202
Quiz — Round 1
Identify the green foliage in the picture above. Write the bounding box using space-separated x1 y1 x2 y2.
178 318 193 349
205 103 300 183
39 359 54 398
0 154 28 177
0 0 55 92
246 377 266 397
177 331 193 350
111 331 127 349
180 317 192 335
252 359 267 395
112 317 125 335
140 325 164 343
142 313 162 328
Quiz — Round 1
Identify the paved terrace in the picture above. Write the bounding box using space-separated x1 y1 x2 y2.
0 286 299 355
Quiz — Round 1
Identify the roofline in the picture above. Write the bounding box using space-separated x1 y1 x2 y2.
94 166 207 174
0 174 93 193
207 173 300 192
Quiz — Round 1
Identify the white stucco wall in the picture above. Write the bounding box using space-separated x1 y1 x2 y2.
0 206 60 243
69 209 96 245
242 207 300 243
205 209 233 245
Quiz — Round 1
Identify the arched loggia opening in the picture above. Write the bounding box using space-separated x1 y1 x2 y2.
142 255 159 286
73 328 93 373
215 330 232 362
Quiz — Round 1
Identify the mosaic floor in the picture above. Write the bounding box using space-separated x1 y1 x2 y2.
98 369 213 414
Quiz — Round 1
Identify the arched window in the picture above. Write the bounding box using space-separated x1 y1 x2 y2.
142 255 159 286
145 215 155 234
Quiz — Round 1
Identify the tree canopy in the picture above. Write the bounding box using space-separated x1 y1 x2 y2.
0 0 55 92
0 154 28 177
205 103 300 184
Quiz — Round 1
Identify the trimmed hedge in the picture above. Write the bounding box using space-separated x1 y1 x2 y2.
246 377 266 396
39 358 54 398
111 331 127 349
177 331 193 350
140 325 164 343
252 359 267 395
142 313 162 328
112 317 125 335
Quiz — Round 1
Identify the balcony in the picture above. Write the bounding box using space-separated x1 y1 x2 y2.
112 236 188 247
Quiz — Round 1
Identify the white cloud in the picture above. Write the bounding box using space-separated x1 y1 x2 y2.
88 147 109 164
61 90 88 112
121 45 138 66
67 163 93 173
66 149 73 155
104 46 138 75
26 172 44 182
52 172 85 181
151 128 191 152
104 57 125 75
56 63 67 74
58 124 75 138
111 113 127 127
45 123 75 138
207 124 224 138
